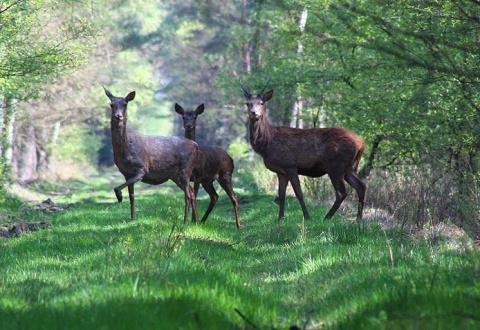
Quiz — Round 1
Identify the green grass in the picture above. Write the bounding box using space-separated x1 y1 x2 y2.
1 175 479 329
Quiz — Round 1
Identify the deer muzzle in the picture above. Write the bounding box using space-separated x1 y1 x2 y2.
249 109 260 120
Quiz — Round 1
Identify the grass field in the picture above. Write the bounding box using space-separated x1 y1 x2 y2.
1 171 479 329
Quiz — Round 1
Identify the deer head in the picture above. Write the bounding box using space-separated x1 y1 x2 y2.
104 87 136 122
240 79 274 121
175 103 205 132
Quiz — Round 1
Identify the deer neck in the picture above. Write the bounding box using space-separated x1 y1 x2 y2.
185 129 196 141
110 119 129 157
249 114 273 154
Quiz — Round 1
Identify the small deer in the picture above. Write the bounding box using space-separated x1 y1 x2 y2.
104 87 199 224
241 80 366 220
175 103 241 229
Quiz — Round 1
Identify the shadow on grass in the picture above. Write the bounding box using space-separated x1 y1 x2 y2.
6 183 478 330
0 295 239 330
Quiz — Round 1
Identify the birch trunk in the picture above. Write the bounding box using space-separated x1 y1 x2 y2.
291 7 308 129
1 98 16 167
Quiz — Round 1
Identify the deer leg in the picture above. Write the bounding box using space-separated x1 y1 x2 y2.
114 172 144 201
187 184 199 224
173 172 199 225
191 181 201 222
179 181 198 225
128 184 135 220
325 174 348 220
345 171 366 220
179 183 192 225
218 175 241 229
114 171 145 219
199 181 219 223
289 174 311 220
114 188 123 203
277 174 289 220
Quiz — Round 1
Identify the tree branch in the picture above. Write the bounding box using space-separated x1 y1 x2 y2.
0 0 25 15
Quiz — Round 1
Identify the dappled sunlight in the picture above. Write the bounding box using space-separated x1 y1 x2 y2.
2 0 480 328
1 174 479 329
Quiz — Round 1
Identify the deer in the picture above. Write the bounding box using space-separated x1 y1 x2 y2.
174 103 241 229
240 80 366 221
103 87 199 224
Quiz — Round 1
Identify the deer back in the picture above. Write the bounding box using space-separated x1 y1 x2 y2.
197 145 234 180
242 83 365 175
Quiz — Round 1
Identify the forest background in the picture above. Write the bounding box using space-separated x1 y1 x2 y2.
0 0 479 241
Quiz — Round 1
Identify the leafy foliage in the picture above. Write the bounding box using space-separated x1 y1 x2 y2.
0 0 95 98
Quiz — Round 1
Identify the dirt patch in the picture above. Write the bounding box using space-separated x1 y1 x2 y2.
28 198 65 212
1 198 62 239
0 220 53 238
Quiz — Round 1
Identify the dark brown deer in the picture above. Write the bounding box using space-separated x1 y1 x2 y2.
240 81 366 220
104 87 199 224
175 103 241 229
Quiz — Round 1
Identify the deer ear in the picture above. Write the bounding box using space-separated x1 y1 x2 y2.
103 86 114 99
126 91 136 102
195 104 205 115
263 89 274 102
175 103 184 115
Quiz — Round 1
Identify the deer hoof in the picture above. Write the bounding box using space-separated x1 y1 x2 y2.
114 188 123 202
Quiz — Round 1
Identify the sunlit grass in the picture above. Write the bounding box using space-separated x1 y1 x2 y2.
1 177 479 329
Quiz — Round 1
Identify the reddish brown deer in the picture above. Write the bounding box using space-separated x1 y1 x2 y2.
175 103 241 229
241 81 366 220
104 87 199 224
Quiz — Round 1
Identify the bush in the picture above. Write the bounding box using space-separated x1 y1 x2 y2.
362 164 479 241
228 141 278 195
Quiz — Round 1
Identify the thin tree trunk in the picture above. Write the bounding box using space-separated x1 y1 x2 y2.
48 121 61 171
359 133 383 179
36 125 49 180
0 98 4 157
291 7 308 129
1 98 16 166
14 124 38 182
291 97 304 128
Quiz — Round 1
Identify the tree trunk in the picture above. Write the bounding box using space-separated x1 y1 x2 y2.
0 98 4 156
1 98 16 178
291 97 304 128
359 134 383 179
13 123 38 183
37 125 49 180
290 7 308 129
48 121 61 171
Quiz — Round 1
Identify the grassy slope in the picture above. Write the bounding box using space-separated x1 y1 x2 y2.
0 174 479 330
